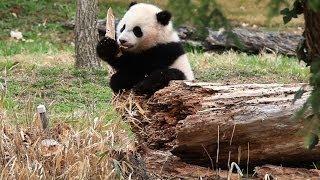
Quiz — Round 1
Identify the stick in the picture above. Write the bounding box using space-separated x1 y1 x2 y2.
105 7 118 77
105 8 116 40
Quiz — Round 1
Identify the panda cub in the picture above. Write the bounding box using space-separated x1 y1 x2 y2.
97 2 194 96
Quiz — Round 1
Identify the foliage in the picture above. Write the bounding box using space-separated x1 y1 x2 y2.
280 0 304 24
279 0 320 148
265 0 290 18
167 0 230 38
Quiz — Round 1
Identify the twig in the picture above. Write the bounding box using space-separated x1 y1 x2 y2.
227 125 236 169
202 145 214 171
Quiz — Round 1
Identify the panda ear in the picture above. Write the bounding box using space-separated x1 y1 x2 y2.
156 10 172 26
128 2 137 9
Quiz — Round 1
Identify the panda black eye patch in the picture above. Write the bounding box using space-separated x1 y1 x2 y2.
120 24 126 33
133 26 143 38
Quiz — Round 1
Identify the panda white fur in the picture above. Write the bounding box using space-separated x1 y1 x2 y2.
97 2 194 96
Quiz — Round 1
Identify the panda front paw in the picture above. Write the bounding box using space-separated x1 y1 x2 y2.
96 37 119 61
132 81 156 97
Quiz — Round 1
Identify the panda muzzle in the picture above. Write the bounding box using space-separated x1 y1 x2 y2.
120 44 134 50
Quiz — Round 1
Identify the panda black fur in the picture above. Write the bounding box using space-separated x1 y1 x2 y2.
97 2 194 96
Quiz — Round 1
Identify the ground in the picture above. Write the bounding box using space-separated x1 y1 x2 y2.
0 0 310 178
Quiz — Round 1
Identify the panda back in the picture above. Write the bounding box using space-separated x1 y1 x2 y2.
170 54 194 80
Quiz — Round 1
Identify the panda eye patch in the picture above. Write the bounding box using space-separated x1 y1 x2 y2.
120 24 126 33
133 26 143 38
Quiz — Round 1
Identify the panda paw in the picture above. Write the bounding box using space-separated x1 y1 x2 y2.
96 37 119 61
132 80 159 97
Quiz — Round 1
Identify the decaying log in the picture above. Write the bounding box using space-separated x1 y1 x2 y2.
124 81 317 168
255 165 320 179
63 20 302 56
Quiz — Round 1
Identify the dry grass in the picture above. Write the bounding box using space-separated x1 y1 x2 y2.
0 52 140 179
0 106 136 179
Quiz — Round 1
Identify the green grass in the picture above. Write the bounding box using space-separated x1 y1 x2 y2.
0 56 113 124
0 0 128 56
190 51 309 83
0 0 76 56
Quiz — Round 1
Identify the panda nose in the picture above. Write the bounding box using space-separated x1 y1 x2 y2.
119 39 127 45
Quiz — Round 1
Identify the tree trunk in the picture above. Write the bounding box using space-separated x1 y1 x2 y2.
75 0 100 68
118 82 317 168
304 3 320 60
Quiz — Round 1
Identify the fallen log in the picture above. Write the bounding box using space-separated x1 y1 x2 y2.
63 20 303 56
120 81 317 168
206 28 302 56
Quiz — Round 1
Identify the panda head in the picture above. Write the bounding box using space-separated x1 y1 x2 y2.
116 2 179 53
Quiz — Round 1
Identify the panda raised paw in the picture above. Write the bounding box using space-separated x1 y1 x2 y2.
96 37 119 61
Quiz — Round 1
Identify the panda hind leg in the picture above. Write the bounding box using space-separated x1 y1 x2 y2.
133 68 186 96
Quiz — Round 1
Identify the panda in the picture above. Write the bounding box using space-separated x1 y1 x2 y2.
96 2 194 96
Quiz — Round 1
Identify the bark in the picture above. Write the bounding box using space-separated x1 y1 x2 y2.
121 81 317 168
255 165 320 179
75 0 100 68
64 20 302 56
304 3 320 60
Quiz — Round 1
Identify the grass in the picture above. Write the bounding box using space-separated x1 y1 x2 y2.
0 51 309 124
0 0 311 178
190 51 309 83
0 54 115 123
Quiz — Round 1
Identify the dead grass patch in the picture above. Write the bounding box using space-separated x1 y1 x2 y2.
0 107 136 179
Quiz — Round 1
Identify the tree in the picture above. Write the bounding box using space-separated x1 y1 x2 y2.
303 2 320 61
281 0 320 147
75 0 100 68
